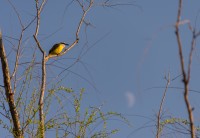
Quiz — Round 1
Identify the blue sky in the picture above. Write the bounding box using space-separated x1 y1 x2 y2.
1 0 200 137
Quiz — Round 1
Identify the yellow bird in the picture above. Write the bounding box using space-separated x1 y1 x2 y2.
49 42 69 56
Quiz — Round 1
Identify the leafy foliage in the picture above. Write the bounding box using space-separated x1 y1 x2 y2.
43 87 129 138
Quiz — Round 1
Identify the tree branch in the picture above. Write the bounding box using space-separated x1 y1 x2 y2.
33 0 47 137
175 1 195 138
0 31 23 137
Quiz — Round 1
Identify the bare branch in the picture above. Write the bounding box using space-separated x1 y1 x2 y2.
33 35 45 54
33 1 48 137
7 0 25 82
7 0 24 29
37 53 46 138
187 29 200 82
35 0 40 37
97 0 142 11
34 0 47 37
76 0 94 38
7 1 37 90
175 0 186 81
156 73 170 138
0 31 23 138
10 31 24 80
175 1 195 138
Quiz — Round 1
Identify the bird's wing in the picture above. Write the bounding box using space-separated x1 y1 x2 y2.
49 44 59 54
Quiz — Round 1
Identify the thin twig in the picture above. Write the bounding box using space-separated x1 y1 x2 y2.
35 0 47 37
7 0 24 29
10 31 24 80
35 0 40 37
156 73 170 138
33 35 44 53
187 31 196 82
7 0 25 82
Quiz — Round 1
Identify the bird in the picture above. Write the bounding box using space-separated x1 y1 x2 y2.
48 42 69 56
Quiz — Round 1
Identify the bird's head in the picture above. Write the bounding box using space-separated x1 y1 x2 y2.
60 42 69 46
